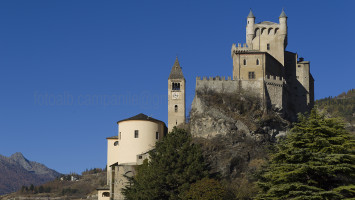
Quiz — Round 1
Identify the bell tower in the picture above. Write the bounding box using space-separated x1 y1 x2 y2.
168 57 186 132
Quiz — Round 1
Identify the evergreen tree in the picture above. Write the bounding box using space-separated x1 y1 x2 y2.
256 109 355 199
184 178 229 200
122 128 209 200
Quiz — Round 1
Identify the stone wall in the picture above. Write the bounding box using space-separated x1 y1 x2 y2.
264 75 285 110
112 165 136 200
195 76 263 98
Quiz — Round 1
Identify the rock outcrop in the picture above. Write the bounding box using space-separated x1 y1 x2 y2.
190 89 289 179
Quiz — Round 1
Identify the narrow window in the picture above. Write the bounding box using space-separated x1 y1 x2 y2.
243 59 247 65
172 82 180 91
267 44 270 50
156 132 159 140
114 141 119 146
256 59 259 65
138 155 143 159
175 105 178 112
298 65 301 68
248 72 255 79
134 130 139 138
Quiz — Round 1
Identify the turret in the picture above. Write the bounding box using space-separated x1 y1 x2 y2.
246 9 255 48
279 9 288 48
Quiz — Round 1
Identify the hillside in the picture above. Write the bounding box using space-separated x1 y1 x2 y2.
189 89 290 198
0 169 106 200
315 88 355 133
0 153 61 195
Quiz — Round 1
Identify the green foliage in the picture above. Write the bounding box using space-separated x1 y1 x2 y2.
184 178 228 200
256 109 355 199
122 128 209 200
316 88 355 123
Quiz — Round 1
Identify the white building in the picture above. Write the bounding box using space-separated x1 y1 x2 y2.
98 113 167 200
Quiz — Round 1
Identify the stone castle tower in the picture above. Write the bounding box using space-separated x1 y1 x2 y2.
193 9 314 120
168 57 186 132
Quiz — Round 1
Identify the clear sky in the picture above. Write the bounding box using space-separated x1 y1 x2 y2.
0 0 354 174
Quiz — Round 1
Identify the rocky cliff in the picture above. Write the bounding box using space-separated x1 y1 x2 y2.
0 152 61 195
190 89 290 180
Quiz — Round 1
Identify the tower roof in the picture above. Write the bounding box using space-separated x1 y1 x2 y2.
117 113 165 124
279 9 287 18
168 57 184 79
247 9 255 18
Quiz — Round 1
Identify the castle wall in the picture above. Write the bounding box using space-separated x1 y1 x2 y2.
232 51 265 81
265 53 284 77
195 76 263 98
264 75 285 110
250 23 286 65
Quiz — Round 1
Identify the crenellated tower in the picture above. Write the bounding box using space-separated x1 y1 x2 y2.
168 57 186 132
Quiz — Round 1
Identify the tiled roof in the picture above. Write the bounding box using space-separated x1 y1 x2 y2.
117 113 165 124
168 57 184 79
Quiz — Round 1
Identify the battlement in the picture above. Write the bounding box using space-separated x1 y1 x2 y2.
265 75 285 87
196 76 232 81
231 43 258 56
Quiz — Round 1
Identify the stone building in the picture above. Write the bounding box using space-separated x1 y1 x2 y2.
168 57 186 132
194 9 314 120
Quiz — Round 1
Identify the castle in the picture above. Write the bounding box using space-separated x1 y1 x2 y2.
97 10 314 200
195 9 314 119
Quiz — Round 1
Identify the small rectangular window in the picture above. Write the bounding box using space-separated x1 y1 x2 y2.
156 132 159 140
134 130 139 138
248 72 255 79
138 155 142 159
267 44 270 50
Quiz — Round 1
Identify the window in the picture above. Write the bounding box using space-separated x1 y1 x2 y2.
267 44 270 50
102 192 110 197
256 59 259 65
298 65 301 68
172 82 180 91
114 141 119 146
175 105 178 112
156 132 159 140
248 72 255 79
243 59 247 65
138 155 143 159
134 130 139 138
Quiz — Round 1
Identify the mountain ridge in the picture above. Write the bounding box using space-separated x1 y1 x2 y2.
0 152 61 195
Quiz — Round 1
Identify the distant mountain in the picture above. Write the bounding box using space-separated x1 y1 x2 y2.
0 152 61 195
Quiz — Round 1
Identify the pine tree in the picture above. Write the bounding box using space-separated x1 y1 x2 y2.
256 109 355 199
122 128 209 200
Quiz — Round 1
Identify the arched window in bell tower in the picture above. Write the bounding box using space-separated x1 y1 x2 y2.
174 105 178 112
243 59 247 65
256 59 260 65
172 82 180 91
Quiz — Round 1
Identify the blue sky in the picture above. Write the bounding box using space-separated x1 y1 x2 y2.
0 0 354 174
